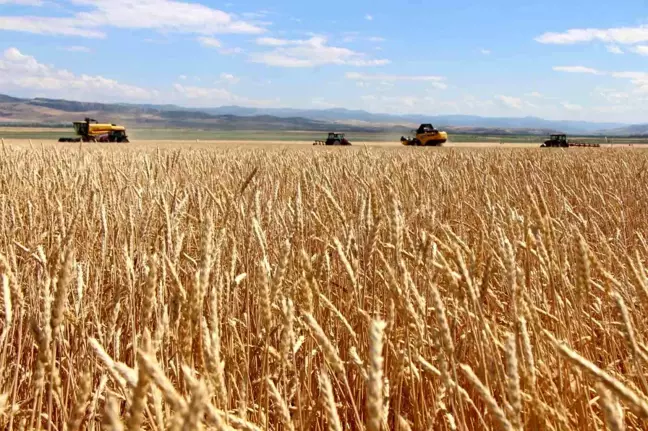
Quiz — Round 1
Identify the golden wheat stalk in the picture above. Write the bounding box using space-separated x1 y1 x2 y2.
367 319 387 431
545 330 648 420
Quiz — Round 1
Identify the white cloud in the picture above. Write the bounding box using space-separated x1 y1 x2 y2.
198 36 243 55
553 65 602 74
536 25 648 45
606 45 624 54
218 73 239 84
561 102 583 111
220 47 243 55
611 72 648 93
345 72 444 82
198 36 221 48
62 45 92 53
341 33 385 43
0 47 154 100
73 0 265 34
173 83 230 99
172 83 276 107
524 91 562 101
256 37 290 46
550 63 648 92
0 17 106 38
480 49 491 55
630 45 648 56
0 0 266 38
552 65 648 94
496 95 523 109
0 0 43 4
250 36 389 67
346 71 447 88
365 14 373 21
610 72 648 79
597 88 630 103
241 10 270 20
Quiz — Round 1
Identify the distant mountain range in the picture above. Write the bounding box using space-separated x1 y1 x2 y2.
194 107 632 135
0 93 645 136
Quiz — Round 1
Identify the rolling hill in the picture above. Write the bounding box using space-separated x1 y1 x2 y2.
0 95 383 133
0 93 642 136
599 124 648 137
197 107 629 135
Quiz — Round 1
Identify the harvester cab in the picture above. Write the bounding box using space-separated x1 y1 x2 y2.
400 123 448 146
72 117 97 138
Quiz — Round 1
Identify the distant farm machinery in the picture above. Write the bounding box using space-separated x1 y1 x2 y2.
400 123 448 146
540 133 600 148
313 132 352 146
58 118 130 143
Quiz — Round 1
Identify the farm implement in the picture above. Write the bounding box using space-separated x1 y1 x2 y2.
540 134 600 148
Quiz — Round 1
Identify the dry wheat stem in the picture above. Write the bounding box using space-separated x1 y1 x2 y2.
0 145 646 430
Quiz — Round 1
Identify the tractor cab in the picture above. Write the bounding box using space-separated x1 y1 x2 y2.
550 134 567 144
324 132 351 145
105 129 129 143
542 133 569 148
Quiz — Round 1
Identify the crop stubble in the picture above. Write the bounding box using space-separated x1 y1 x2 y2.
0 143 647 430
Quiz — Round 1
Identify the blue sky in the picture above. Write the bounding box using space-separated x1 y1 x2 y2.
0 0 647 123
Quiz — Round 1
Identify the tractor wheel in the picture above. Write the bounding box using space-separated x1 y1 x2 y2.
333 140 340 145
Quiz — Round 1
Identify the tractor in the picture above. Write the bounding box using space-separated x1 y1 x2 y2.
540 134 569 148
540 133 600 148
313 132 352 146
58 118 130 143
400 123 448 146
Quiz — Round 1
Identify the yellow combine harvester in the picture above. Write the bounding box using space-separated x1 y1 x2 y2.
58 117 129 143
400 123 448 146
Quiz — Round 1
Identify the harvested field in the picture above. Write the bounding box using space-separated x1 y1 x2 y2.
0 142 648 430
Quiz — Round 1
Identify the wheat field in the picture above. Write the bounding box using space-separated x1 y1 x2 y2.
0 142 647 430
